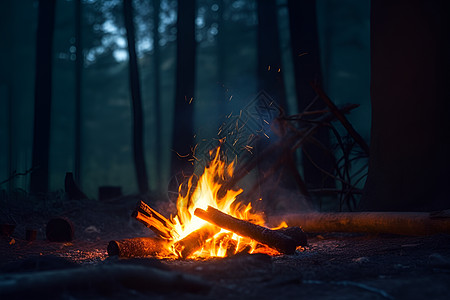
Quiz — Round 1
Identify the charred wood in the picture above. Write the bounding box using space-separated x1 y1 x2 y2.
107 237 170 258
172 225 219 259
195 206 307 254
131 200 173 239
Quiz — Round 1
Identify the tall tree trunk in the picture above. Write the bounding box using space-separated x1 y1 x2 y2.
171 0 196 176
216 0 226 104
74 0 82 186
256 0 287 110
361 0 450 211
30 0 56 196
123 0 149 194
288 0 335 189
153 0 162 190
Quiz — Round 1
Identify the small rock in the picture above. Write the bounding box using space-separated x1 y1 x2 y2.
352 257 370 264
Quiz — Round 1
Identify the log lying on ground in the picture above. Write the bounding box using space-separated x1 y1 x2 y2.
131 200 173 239
195 206 307 254
268 211 450 236
0 264 211 297
173 225 220 259
107 237 170 258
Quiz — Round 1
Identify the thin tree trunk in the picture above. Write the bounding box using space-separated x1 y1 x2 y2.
256 0 287 110
216 0 226 104
7 86 13 194
30 0 56 196
171 0 196 176
74 0 82 186
153 0 162 190
123 0 149 194
287 0 335 189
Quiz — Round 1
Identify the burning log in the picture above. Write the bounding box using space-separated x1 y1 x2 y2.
107 237 170 258
131 200 173 239
195 206 307 254
173 225 220 259
268 211 450 236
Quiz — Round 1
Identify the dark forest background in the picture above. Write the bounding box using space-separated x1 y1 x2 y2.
0 0 371 205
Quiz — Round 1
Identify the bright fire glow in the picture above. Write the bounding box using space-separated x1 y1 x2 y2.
155 147 286 258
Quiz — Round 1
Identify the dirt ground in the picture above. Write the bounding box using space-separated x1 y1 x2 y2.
1 196 450 299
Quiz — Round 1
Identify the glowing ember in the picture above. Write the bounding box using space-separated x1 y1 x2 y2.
153 147 287 258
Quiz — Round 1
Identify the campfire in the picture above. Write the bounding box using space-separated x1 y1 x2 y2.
108 147 307 259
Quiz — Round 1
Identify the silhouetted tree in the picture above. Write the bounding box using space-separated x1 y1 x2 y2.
256 0 287 109
288 0 335 189
171 0 196 176
216 0 226 103
74 0 82 186
361 0 450 211
30 0 56 195
123 0 149 194
153 0 162 190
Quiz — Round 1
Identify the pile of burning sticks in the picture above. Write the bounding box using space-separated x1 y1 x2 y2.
108 200 307 259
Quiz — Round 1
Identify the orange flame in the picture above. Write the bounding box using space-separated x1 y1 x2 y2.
160 147 281 258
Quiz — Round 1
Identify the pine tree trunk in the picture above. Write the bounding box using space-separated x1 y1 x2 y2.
256 0 287 110
171 0 196 176
123 0 149 194
74 0 82 186
30 0 56 196
153 0 162 190
288 0 335 189
361 0 450 211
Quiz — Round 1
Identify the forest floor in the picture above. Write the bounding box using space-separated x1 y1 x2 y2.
1 195 450 299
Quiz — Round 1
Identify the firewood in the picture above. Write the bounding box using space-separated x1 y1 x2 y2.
268 212 450 236
131 200 173 239
194 206 307 254
173 225 220 259
0 264 211 297
46 217 74 242
107 237 170 258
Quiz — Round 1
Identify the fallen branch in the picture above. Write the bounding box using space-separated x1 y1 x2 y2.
268 211 450 236
0 264 211 297
311 82 370 156
107 237 170 258
172 225 220 259
195 206 307 254
131 200 173 239
0 167 36 186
